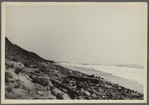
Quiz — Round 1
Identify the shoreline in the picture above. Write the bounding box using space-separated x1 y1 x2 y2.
56 63 144 94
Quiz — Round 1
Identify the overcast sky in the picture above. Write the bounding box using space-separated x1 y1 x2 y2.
5 3 147 65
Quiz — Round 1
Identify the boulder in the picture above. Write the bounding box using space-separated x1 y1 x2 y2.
91 94 96 99
45 86 51 91
15 68 23 74
79 88 84 95
83 91 90 96
29 74 36 79
117 86 121 91
5 61 14 67
62 88 68 93
24 62 30 68
51 89 59 96
56 93 64 99
131 93 140 98
35 70 40 73
78 96 83 100
13 62 24 69
33 76 50 86
55 73 61 78
5 71 13 78
85 96 92 100
36 91 43 96
5 72 13 83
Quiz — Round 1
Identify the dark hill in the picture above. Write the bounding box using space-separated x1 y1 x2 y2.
5 37 54 66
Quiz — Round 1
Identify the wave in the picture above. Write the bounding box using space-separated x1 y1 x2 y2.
59 63 145 85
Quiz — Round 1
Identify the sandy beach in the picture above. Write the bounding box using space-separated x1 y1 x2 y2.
57 63 144 94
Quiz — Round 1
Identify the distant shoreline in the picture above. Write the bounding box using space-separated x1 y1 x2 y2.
56 62 144 94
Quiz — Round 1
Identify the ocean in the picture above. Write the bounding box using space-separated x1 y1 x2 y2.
59 63 145 85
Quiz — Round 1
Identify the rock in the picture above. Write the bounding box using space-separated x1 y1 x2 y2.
98 87 103 92
35 70 40 73
55 73 61 78
53 70 59 74
5 71 13 78
29 74 36 79
88 88 96 94
63 78 69 83
78 96 83 100
36 91 43 96
45 86 51 91
85 96 92 100
96 92 101 96
83 91 90 96
56 93 64 99
50 65 56 69
88 75 95 78
24 62 30 67
6 85 13 93
33 76 50 86
131 93 140 98
15 68 23 74
102 95 106 99
48 81 54 87
62 88 68 93
79 88 84 95
68 71 73 74
50 86 55 91
5 60 14 67
117 86 121 91
5 72 13 83
51 89 59 96
13 62 24 69
91 94 96 99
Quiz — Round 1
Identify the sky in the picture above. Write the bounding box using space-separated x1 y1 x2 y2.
5 3 147 65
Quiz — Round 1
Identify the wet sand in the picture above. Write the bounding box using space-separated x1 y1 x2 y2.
57 63 144 94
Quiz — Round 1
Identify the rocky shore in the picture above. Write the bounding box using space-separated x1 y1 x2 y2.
5 37 144 100
5 60 144 100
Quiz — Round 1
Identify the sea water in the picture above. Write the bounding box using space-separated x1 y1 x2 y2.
60 63 145 85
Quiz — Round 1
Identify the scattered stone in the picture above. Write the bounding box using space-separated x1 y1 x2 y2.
79 88 84 95
5 60 14 67
37 91 43 96
51 89 59 96
91 94 96 99
46 86 51 91
33 76 50 86
5 71 13 78
83 91 90 96
62 88 68 93
15 68 22 74
35 70 40 73
85 96 92 100
78 96 83 100
13 62 24 69
5 72 13 83
56 93 64 99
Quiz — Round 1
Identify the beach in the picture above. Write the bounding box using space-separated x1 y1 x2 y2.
57 63 144 94
4 37 144 100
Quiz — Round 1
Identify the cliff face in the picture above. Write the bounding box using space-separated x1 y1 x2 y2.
5 37 54 66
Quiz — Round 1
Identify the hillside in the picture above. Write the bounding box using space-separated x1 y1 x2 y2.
5 37 54 67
